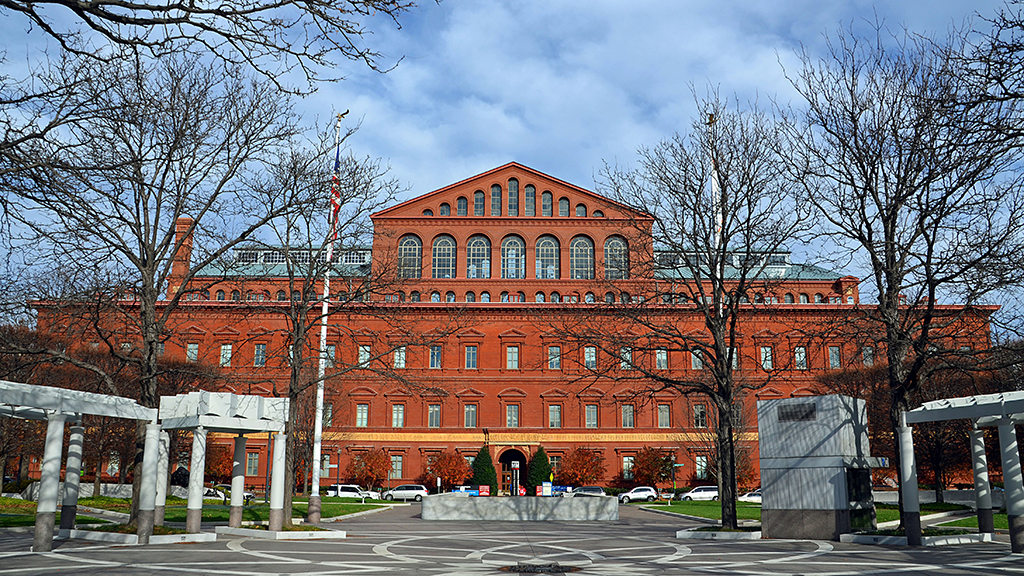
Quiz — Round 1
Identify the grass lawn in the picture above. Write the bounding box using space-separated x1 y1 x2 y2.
161 502 382 523
939 514 1009 530
875 502 971 524
0 497 111 527
647 500 763 521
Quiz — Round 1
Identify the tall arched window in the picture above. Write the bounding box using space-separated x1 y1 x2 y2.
398 235 422 278
276 290 286 301
576 204 587 217
457 197 468 216
501 236 526 279
604 236 629 279
559 197 570 217
570 236 595 279
490 184 502 216
466 235 491 279
508 178 519 216
535 235 560 279
439 203 451 216
432 235 456 279
525 185 536 216
474 191 485 216
541 191 553 216
216 290 225 301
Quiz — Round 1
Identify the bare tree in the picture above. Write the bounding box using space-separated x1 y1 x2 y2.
782 24 1024 524
570 95 808 529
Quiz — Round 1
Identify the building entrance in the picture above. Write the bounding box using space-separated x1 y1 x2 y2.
498 449 527 495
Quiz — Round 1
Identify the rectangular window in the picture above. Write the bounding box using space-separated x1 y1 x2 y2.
863 346 874 367
465 345 478 369
323 403 333 427
656 348 668 369
390 455 403 479
506 345 520 369
325 344 336 368
691 349 703 370
584 346 597 369
548 345 561 369
695 455 708 480
156 342 165 356
219 344 232 367
548 404 562 428
392 404 405 428
186 342 199 363
585 404 599 428
506 404 520 427
549 455 562 473
254 343 267 367
658 404 670 428
321 454 330 475
394 346 406 369
760 346 773 370
464 404 477 428
794 346 807 370
623 456 635 480
622 405 635 428
829 346 842 369
430 345 442 369
355 404 368 427
694 404 708 428
620 346 632 369
358 344 370 365
428 404 441 428
730 347 739 370
246 452 259 476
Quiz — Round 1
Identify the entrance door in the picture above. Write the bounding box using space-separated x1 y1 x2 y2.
498 448 527 495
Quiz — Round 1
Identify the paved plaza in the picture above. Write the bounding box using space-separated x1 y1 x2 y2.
0 505 1020 575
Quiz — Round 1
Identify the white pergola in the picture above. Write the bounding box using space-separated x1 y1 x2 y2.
902 391 1024 549
0 380 157 552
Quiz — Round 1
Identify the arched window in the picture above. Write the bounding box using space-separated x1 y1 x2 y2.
814 293 824 304
490 184 502 216
501 236 526 279
585 292 595 303
550 292 560 303
541 191 553 216
593 210 604 217
216 290 225 301
576 204 587 217
473 191 485 216
466 291 476 302
559 197 570 217
292 290 301 301
398 235 422 278
466 235 491 279
525 185 536 216
431 291 441 303
480 291 491 302
784 293 795 304
423 209 433 216
410 291 421 302
397 291 406 302
536 292 546 302
501 291 510 302
432 235 456 279
517 291 525 302
605 292 615 303
457 197 468 216
276 290 286 301
507 178 519 216
570 236 595 279
621 292 631 304
535 235 560 279
446 291 456 303
231 290 240 301
604 236 629 279
800 293 809 304
439 203 451 216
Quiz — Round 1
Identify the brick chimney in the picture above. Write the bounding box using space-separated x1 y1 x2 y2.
168 217 194 298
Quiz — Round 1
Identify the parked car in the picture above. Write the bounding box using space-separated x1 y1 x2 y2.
326 484 380 499
382 484 429 501
738 488 761 504
202 487 227 500
215 483 255 505
680 486 719 501
618 486 658 503
567 486 606 498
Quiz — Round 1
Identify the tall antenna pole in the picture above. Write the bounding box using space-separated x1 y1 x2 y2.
311 113 346 508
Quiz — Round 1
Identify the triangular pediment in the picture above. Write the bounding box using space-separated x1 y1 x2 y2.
349 386 378 397
578 388 605 398
247 326 273 336
498 328 527 339
456 387 486 398
457 328 487 338
182 325 207 336
371 162 651 221
213 325 241 336
540 388 569 398
756 386 785 398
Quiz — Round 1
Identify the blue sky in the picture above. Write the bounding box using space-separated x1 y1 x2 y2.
303 0 1006 201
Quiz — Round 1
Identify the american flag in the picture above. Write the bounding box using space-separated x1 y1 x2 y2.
329 142 342 240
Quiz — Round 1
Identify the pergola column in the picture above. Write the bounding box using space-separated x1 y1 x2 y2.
998 421 1024 552
154 431 169 526
32 412 66 552
229 434 246 528
898 414 921 546
59 424 84 530
185 426 207 534
969 427 994 534
268 432 287 531
137 423 160 544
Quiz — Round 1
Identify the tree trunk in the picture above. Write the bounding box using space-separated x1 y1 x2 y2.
716 400 738 530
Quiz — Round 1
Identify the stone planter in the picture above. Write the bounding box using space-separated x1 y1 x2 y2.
58 528 217 545
677 528 762 540
839 532 992 546
215 526 346 540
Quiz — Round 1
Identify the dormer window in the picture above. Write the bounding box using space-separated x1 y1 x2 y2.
238 251 258 263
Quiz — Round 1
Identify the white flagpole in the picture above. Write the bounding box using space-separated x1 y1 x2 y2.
311 114 344 502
